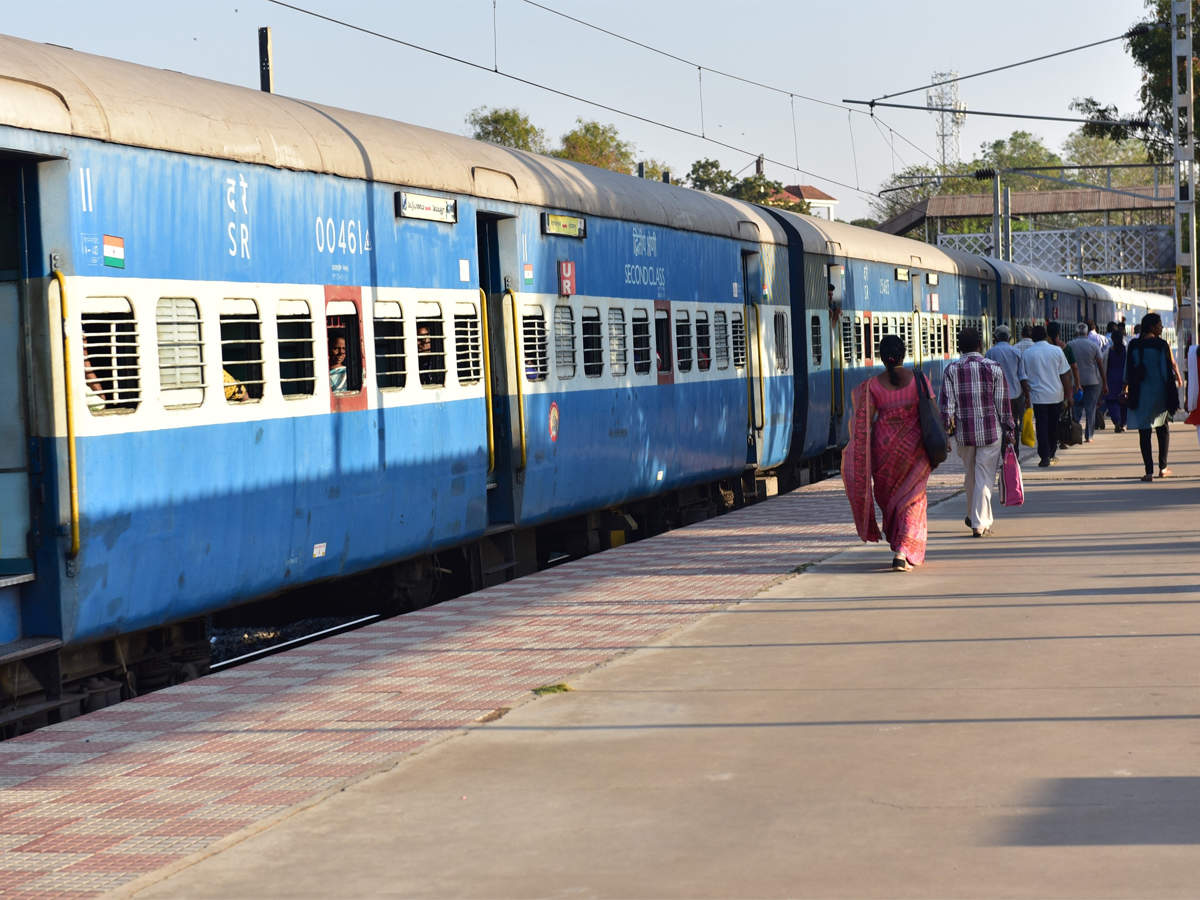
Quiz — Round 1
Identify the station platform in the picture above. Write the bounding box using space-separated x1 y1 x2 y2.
1 424 1198 898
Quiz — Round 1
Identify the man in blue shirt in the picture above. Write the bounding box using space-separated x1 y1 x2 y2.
985 324 1030 432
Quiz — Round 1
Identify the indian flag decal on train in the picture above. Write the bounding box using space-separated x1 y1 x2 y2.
102 235 125 268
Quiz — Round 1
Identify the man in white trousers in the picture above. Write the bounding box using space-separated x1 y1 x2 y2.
940 328 1014 537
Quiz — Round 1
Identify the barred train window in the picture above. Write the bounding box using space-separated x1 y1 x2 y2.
415 302 445 387
454 301 482 385
675 310 692 373
582 307 603 377
840 318 853 364
731 311 746 368
219 298 264 402
773 312 789 372
853 316 864 363
156 297 203 408
554 305 576 379
522 306 548 382
326 300 363 394
654 309 672 372
82 297 140 414
631 308 652 375
714 311 729 369
608 307 627 376
277 300 315 398
695 311 711 371
810 315 822 366
374 301 406 389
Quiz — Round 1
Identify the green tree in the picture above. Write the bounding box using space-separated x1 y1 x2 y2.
686 157 735 194
1061 128 1151 186
1071 2 1189 159
974 131 1063 191
465 106 547 154
554 119 636 174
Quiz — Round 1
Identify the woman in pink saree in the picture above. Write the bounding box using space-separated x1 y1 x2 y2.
841 334 932 572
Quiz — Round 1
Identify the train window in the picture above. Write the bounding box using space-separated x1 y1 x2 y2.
277 300 315 398
714 311 730 369
522 305 549 381
655 309 672 372
220 298 264 402
773 312 789 372
731 311 746 368
454 302 482 385
415 302 445 387
327 300 363 393
374 301 406 389
695 311 711 371
82 297 141 414
608 308 628 376
810 315 822 366
840 317 853 364
156 297 204 409
675 310 692 373
942 321 951 356
554 305 576 379
852 316 864 364
632 308 652 375
582 307 603 377
921 319 931 359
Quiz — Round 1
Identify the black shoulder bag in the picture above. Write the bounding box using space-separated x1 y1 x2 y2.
916 371 949 469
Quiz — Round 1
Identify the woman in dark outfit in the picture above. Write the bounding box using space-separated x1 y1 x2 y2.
1124 313 1182 482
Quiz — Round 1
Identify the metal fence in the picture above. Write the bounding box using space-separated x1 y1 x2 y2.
938 225 1174 277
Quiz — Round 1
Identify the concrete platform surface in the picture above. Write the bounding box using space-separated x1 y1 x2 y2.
125 427 1200 899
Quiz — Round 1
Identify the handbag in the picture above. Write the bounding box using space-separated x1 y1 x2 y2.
1020 407 1036 447
1057 406 1083 446
916 371 949 469
999 443 1024 507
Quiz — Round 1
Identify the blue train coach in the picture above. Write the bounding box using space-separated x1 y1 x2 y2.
0 33 803 722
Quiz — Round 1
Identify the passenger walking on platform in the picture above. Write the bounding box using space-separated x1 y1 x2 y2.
985 324 1029 430
942 329 1013 537
841 334 932 573
1103 326 1128 432
1019 325 1073 468
1186 343 1200 447
1015 324 1034 354
1067 322 1106 442
1124 312 1182 481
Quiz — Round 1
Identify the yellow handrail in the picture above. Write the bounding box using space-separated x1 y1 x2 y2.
505 289 527 469
478 288 495 474
54 270 80 560
751 303 766 430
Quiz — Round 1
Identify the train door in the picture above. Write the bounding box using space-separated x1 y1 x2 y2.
828 262 846 428
0 164 32 584
741 249 763 464
476 213 517 525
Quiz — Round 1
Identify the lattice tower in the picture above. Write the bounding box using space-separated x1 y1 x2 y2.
927 72 967 170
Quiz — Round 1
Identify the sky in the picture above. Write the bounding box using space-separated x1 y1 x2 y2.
2 0 1151 221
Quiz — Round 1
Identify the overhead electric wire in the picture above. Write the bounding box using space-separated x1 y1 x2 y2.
869 24 1154 104
844 99 1154 130
517 0 942 166
263 0 879 197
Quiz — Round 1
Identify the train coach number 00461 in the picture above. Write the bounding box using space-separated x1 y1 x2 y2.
314 217 373 256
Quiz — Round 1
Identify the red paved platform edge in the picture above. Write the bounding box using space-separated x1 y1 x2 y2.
0 472 966 898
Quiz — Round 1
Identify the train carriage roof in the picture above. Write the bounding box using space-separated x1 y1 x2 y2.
769 209 963 273
980 257 1090 300
937 247 994 281
0 33 786 244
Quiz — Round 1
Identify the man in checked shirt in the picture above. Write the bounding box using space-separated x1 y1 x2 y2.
940 328 1015 537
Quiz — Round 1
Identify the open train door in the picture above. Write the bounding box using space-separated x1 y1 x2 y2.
0 164 33 587
828 262 846 447
475 213 520 527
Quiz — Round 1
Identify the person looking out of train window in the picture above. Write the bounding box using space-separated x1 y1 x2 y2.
944 328 1013 538
1067 322 1106 443
81 339 107 409
841 334 933 573
417 325 440 386
328 335 348 392
985 324 1028 432
223 369 249 402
